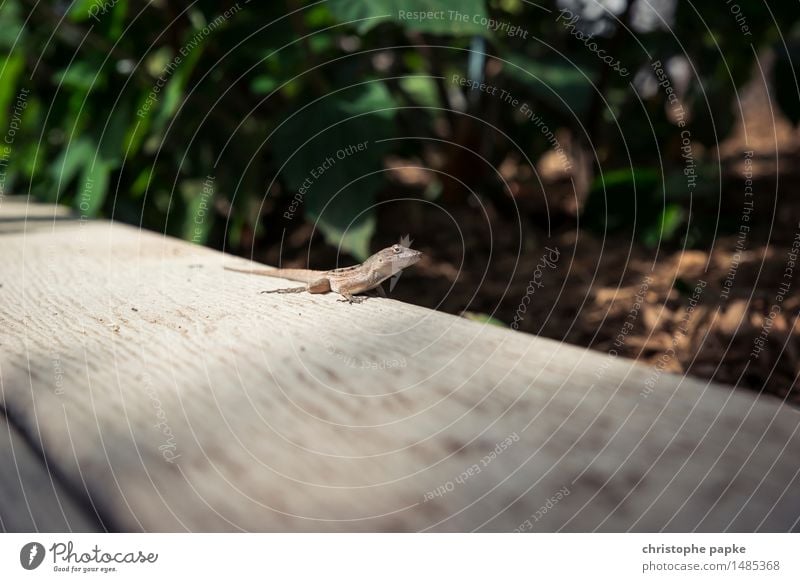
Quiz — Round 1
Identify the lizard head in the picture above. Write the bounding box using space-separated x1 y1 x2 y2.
370 244 423 276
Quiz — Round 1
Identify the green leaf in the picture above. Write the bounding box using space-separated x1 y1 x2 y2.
68 0 104 22
123 114 149 158
309 33 334 54
402 51 427 72
337 213 375 261
502 52 594 116
0 52 25 132
228 214 246 249
0 2 25 50
399 76 440 107
77 159 113 217
50 137 97 201
108 0 129 40
582 167 661 234
493 0 524 14
643 203 684 248
68 0 128 34
180 178 215 244
149 38 205 136
462 311 507 327
61 100 130 212
589 167 661 191
272 82 397 260
130 166 153 199
251 75 279 95
99 100 132 165
54 60 107 92
328 0 489 36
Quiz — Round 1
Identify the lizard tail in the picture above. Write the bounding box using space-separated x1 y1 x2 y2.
224 265 326 283
224 266 275 276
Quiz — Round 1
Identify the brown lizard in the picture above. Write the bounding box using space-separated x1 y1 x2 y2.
224 244 423 303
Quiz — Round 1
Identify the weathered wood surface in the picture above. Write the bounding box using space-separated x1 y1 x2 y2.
0 197 798 532
0 415 99 532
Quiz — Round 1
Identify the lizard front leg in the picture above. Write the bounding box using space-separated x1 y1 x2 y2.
338 292 367 304
336 280 371 304
334 272 383 303
347 285 384 301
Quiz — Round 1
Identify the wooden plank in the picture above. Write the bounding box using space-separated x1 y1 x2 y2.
0 197 798 532
0 413 100 532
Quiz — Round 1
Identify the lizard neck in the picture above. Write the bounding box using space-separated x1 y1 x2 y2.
367 262 395 285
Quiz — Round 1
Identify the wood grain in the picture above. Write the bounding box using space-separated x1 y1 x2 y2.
0 197 798 532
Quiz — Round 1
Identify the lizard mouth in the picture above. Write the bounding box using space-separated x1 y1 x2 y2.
393 249 423 270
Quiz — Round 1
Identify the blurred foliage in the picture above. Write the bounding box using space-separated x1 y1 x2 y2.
1 0 799 257
462 311 507 327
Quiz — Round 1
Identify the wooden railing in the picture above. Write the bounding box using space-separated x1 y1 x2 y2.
1 197 798 532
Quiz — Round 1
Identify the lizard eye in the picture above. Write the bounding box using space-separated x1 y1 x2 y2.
392 245 401 253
